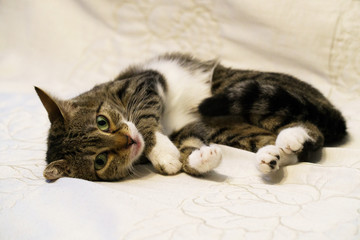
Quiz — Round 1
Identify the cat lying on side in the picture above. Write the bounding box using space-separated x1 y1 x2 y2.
35 53 346 181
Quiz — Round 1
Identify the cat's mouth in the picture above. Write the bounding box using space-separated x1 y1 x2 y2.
128 134 144 161
125 121 145 161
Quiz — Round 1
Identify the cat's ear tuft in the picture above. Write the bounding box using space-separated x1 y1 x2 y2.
34 87 65 124
43 159 70 181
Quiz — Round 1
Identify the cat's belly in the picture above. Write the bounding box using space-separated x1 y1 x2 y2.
144 59 213 135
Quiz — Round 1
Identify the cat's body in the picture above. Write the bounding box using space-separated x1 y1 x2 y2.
35 53 346 181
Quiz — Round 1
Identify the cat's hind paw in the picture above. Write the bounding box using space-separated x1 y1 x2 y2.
276 126 313 154
188 145 222 174
256 145 280 174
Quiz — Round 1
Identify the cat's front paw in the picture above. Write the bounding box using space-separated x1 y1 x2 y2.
256 145 280 174
148 132 182 175
188 145 222 174
153 152 182 175
276 126 313 154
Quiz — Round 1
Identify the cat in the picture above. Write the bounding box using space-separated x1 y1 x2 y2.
35 53 347 181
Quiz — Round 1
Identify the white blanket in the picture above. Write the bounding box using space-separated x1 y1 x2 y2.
1 1 359 239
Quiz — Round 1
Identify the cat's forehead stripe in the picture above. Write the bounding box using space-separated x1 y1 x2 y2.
96 102 104 113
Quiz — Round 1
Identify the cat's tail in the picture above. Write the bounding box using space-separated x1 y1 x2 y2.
317 108 347 145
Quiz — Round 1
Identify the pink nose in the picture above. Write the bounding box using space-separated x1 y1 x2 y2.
127 136 135 147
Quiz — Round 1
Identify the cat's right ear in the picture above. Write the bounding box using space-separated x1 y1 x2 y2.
34 87 65 124
43 159 70 181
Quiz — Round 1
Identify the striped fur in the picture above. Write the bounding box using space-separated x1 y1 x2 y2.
35 53 347 181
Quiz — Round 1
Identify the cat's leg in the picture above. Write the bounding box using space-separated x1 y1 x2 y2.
179 137 222 175
126 74 183 176
136 117 182 175
200 68 346 145
256 122 324 174
171 118 276 175
147 131 182 175
138 126 182 175
171 122 223 176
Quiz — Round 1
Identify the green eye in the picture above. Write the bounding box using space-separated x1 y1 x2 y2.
96 115 110 132
95 152 108 170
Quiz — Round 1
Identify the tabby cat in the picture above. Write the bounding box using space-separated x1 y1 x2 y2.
35 53 346 181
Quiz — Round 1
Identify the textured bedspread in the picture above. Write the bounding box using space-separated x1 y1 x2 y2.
1 1 359 239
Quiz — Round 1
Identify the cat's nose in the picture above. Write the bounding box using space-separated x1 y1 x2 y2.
114 133 135 149
127 136 135 146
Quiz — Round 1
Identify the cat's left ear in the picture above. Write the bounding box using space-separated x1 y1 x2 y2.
34 87 65 124
43 159 71 181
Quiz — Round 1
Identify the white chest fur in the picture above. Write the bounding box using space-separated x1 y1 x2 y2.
144 59 214 135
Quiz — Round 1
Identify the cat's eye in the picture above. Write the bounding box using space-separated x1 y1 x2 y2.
95 152 108 170
96 115 110 132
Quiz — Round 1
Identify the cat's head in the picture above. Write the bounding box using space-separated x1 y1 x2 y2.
35 80 145 181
